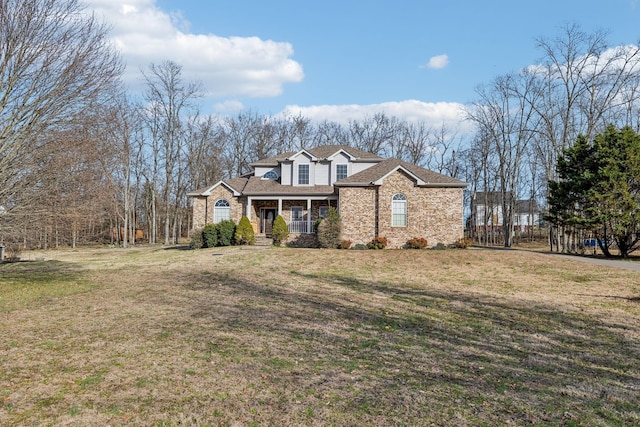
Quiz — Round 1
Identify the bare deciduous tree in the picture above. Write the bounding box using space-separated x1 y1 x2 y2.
0 0 122 219
141 61 202 245
469 71 540 247
530 24 640 184
349 112 399 155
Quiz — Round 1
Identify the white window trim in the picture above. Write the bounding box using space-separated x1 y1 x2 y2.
336 163 348 181
214 199 231 223
297 164 310 185
291 206 304 222
391 194 407 227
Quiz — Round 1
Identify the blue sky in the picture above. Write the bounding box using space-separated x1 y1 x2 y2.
85 0 640 131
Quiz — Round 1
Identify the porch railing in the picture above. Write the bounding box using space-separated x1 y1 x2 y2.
288 220 312 234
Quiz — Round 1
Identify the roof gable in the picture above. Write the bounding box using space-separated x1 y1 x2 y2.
287 149 317 161
335 158 467 188
372 163 426 186
242 176 334 196
250 145 383 167
307 145 382 161
187 178 247 197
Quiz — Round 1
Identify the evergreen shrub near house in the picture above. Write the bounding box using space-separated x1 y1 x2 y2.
199 221 236 248
406 237 428 249
190 229 204 249
271 215 289 246
432 242 448 250
235 215 255 245
352 243 368 250
217 220 236 246
202 223 218 248
367 236 388 250
317 207 342 249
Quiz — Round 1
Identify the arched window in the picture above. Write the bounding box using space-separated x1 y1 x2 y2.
263 170 279 180
214 199 231 223
392 193 407 227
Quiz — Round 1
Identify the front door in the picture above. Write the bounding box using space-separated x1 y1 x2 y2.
261 209 277 236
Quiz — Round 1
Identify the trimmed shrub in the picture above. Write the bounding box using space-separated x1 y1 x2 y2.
190 229 204 249
271 215 289 246
217 220 236 246
352 243 368 250
235 215 255 245
317 207 342 248
432 242 448 250
340 239 352 250
367 236 388 250
406 237 428 249
202 223 218 248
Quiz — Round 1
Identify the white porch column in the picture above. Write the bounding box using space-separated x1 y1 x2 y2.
246 197 252 220
278 198 283 216
307 198 312 234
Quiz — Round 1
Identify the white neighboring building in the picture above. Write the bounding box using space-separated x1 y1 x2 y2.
471 192 541 232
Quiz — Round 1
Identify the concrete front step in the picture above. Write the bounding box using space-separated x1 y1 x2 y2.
254 236 272 246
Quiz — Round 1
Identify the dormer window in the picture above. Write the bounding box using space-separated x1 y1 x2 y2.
262 170 279 180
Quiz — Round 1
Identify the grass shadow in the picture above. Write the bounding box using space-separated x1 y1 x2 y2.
162 245 192 251
181 269 640 425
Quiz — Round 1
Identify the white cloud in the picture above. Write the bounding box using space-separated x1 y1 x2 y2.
213 100 245 113
82 0 304 97
282 100 473 135
422 54 449 70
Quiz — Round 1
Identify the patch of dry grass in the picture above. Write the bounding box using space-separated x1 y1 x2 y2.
1 245 639 426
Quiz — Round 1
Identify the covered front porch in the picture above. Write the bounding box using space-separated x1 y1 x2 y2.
245 196 338 236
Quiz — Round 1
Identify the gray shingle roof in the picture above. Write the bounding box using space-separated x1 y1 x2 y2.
335 158 467 187
224 177 250 193
251 151 297 166
190 148 465 197
306 145 383 160
187 177 249 196
242 177 335 196
250 145 382 166
472 192 541 213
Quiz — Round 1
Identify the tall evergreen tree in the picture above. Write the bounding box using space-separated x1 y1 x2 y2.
548 125 640 257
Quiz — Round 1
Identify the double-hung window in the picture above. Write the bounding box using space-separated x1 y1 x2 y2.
336 164 348 181
392 193 407 227
298 164 309 185
291 206 304 222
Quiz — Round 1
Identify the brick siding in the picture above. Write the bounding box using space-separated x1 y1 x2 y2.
192 171 463 248
338 186 377 246
191 186 244 230
340 170 464 248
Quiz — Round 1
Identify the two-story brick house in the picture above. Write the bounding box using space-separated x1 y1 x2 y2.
188 145 467 248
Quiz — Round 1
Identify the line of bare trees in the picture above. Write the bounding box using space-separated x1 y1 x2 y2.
3 0 640 252
0 0 467 250
19 75 466 249
467 25 640 249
